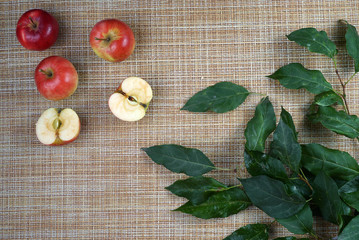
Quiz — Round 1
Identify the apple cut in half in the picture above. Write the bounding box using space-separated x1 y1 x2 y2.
109 77 153 121
36 108 81 145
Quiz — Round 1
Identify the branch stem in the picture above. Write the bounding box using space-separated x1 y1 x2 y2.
345 72 357 86
299 169 313 191
333 58 350 114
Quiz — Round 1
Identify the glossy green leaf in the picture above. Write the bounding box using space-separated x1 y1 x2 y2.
308 106 359 138
279 107 298 140
344 21 359 72
267 63 332 94
276 204 313 234
287 28 337 58
244 150 288 181
270 110 301 172
244 97 276 152
338 215 359 240
314 91 343 106
181 82 250 113
339 175 359 211
240 175 306 219
166 176 227 205
223 224 269 240
301 143 359 181
174 188 251 219
286 177 313 201
312 172 347 225
142 144 214 176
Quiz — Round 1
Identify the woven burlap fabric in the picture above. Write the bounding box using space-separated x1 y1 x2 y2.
1 0 359 239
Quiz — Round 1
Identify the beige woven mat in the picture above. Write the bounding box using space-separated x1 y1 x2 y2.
1 0 359 239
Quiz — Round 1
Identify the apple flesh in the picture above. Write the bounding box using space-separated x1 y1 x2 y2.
16 9 59 51
36 108 80 145
35 56 78 101
89 19 135 62
109 77 153 121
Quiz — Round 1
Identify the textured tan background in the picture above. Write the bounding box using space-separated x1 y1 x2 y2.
1 0 359 239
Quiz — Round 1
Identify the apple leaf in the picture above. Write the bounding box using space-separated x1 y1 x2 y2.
279 107 298 139
267 63 332 94
287 28 338 58
142 144 215 176
338 175 359 211
269 108 301 172
240 175 306 219
276 204 314 234
314 91 344 106
223 224 269 240
166 176 227 205
338 215 359 240
244 150 288 181
308 105 359 139
312 172 350 225
181 82 250 113
301 143 359 181
174 188 251 219
244 97 276 152
344 21 359 72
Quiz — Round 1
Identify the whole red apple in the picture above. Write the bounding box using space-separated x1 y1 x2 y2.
89 19 135 62
35 56 78 101
16 9 59 51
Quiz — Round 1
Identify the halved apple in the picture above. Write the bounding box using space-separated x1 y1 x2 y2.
36 108 81 145
109 77 153 121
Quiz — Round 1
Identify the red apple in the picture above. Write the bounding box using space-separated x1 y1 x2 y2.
16 9 59 51
36 108 81 145
89 19 135 62
35 56 78 101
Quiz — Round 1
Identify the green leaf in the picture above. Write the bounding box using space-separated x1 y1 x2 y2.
181 82 250 113
174 188 251 219
339 175 359 211
286 177 313 201
165 176 227 205
276 204 313 234
287 27 337 58
312 172 346 225
270 109 301 172
308 106 359 139
142 144 214 176
279 107 298 140
273 237 309 240
244 97 276 152
301 143 359 181
223 224 269 240
344 21 359 72
244 150 288 181
267 63 332 94
314 91 344 106
338 215 359 240
240 175 306 219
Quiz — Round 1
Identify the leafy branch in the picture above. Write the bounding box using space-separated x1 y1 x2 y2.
143 21 359 240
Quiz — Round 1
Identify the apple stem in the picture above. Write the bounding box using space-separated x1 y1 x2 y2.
52 118 62 130
29 17 37 29
95 37 110 41
39 69 53 78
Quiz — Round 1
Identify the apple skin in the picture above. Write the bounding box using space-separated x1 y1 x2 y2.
35 56 78 101
89 19 135 62
16 9 59 51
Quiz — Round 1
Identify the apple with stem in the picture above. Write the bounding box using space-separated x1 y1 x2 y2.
16 9 59 51
35 56 78 101
109 77 153 121
36 108 81 145
89 19 135 62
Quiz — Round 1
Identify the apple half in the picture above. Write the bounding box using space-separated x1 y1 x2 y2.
36 108 81 145
109 77 153 121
